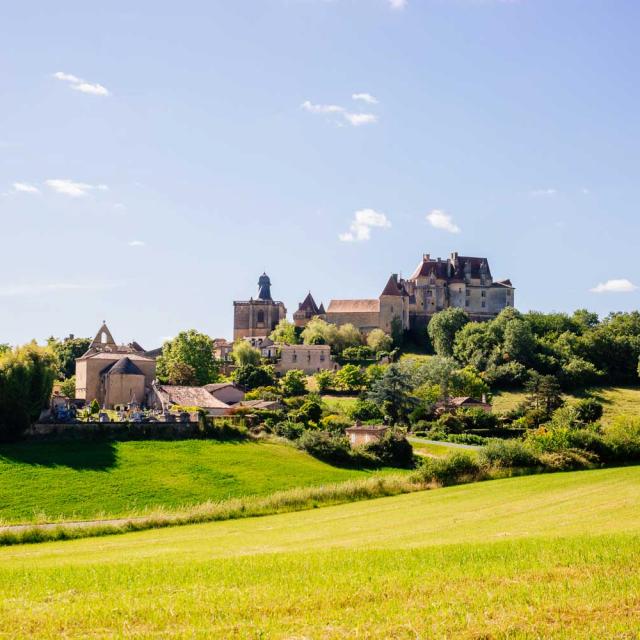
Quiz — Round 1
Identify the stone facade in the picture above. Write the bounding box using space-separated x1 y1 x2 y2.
293 292 326 328
75 323 157 409
275 344 336 374
233 273 287 340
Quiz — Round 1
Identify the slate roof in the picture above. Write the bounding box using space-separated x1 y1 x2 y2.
101 357 144 377
297 292 320 314
154 385 230 410
380 275 405 297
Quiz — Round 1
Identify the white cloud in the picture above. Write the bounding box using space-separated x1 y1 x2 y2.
343 112 378 126
13 182 40 194
352 92 378 104
45 179 108 197
389 0 408 9
302 100 345 115
529 188 557 197
426 209 461 234
52 71 110 97
590 279 638 294
128 240 146 247
302 100 378 127
339 208 391 242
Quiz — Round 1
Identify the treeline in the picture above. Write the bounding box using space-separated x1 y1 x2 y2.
427 307 640 389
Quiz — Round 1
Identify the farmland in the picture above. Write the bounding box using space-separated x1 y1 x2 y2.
0 466 638 638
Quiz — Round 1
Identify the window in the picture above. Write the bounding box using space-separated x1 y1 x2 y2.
465 300 469 307
482 301 486 308
292 353 297 363
256 310 265 324
458 288 462 293
320 353 325 362
426 290 432 297
481 291 486 298
466 290 470 297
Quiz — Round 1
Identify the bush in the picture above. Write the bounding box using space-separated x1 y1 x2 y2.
447 433 488 445
361 432 414 469
205 420 249 440
281 370 308 397
349 399 383 422
480 439 540 468
244 386 281 401
573 398 604 424
296 431 358 466
413 452 483 486
484 362 529 388
314 370 335 394
434 413 464 434
341 346 374 361
457 407 498 431
290 396 323 425
273 421 307 440
233 364 277 391
537 449 595 471
602 415 640 463
320 414 352 434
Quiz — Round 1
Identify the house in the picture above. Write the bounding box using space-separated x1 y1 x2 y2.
149 384 230 416
213 339 233 362
275 344 336 374
75 323 157 409
236 399 283 411
203 382 245 405
435 396 492 414
345 423 389 446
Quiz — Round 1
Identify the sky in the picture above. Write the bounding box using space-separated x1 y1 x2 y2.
1 0 639 348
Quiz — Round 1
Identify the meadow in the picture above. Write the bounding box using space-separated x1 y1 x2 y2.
0 466 638 638
0 439 394 524
490 386 640 422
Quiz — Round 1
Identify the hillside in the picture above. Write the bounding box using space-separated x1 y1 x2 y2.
1 466 638 637
0 439 394 524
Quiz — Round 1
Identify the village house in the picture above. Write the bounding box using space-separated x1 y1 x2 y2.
275 344 336 375
345 423 389 446
149 383 230 416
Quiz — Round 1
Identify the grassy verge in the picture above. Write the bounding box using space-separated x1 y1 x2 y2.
0 474 422 547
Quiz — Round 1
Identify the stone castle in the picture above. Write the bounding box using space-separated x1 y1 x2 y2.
233 251 514 339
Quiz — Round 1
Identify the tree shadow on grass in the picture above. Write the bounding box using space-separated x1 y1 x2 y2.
0 440 118 471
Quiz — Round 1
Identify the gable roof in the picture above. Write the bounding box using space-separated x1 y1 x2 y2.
90 322 116 348
380 274 405 297
327 299 380 313
297 292 319 314
153 385 230 410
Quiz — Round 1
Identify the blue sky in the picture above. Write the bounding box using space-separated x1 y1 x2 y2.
1 0 639 347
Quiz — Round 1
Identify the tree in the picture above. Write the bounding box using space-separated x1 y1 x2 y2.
390 316 404 347
365 364 386 388
525 373 563 419
230 340 261 367
427 308 469 357
367 364 416 425
335 324 362 352
58 375 76 398
301 318 338 347
450 366 490 399
0 343 56 441
164 361 197 386
156 330 219 386
233 364 276 391
335 364 366 392
314 370 335 394
270 319 299 345
367 329 393 355
502 318 536 365
47 335 91 380
281 369 308 397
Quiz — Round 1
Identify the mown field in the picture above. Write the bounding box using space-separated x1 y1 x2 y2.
1 466 638 638
0 439 394 524
492 385 640 421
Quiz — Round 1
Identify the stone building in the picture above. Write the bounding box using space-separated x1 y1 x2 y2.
233 273 287 340
327 252 514 336
275 344 336 375
293 292 326 328
75 323 157 408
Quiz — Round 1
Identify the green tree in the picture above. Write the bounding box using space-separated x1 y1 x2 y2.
335 364 366 392
230 340 261 367
270 319 299 345
427 308 469 357
314 370 335 394
233 364 276 391
58 375 76 398
157 330 219 386
390 316 404 347
0 343 56 441
301 318 338 347
47 335 91 380
335 323 362 353
525 373 563 419
367 364 417 425
281 369 308 397
164 361 197 386
365 363 386 389
450 366 490 399
367 329 393 355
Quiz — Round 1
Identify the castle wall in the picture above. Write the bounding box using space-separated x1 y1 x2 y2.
325 311 380 332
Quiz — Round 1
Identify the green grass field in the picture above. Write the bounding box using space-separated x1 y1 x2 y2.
321 395 359 415
492 386 640 421
0 439 392 524
408 438 478 457
1 466 638 638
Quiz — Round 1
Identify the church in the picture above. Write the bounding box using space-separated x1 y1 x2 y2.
233 252 514 340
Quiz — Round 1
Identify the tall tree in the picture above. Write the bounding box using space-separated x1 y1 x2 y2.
230 340 261 366
157 330 219 386
368 364 416 425
270 319 299 345
47 335 91 380
427 308 469 357
367 329 393 354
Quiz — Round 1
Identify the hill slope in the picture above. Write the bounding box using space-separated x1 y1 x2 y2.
1 466 639 638
0 439 391 524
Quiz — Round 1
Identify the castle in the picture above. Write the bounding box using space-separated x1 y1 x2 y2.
233 252 514 339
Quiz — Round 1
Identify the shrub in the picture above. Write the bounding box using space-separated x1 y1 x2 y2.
349 399 383 422
602 415 640 463
320 414 352 434
447 433 488 445
205 420 249 441
314 370 335 394
296 431 357 466
273 421 306 440
480 439 540 468
290 396 323 425
341 346 374 361
361 432 414 469
457 407 498 431
413 452 483 486
434 413 464 434
233 364 277 391
281 370 308 397
483 362 529 388
573 398 604 424
244 386 282 401
537 449 595 471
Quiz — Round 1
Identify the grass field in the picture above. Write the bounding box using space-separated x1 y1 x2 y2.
492 386 640 421
0 439 393 524
1 466 638 638
321 395 359 415
408 438 478 457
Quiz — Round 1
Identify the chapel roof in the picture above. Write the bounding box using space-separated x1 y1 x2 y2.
327 299 380 313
